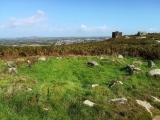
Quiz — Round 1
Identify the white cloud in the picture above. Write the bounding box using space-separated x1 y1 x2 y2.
37 10 45 16
0 24 6 29
1 10 47 28
80 25 87 29
149 28 158 31
0 12 112 37
80 24 110 32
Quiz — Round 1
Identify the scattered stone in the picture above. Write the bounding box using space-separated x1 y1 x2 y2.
27 60 31 64
117 81 123 85
100 56 104 60
128 64 135 69
44 107 49 111
121 65 133 75
151 96 160 102
56 57 62 59
7 61 15 68
156 40 160 43
8 67 17 74
27 88 32 91
133 67 141 72
136 100 153 116
148 60 155 68
125 65 141 74
110 98 127 104
108 82 116 88
83 100 95 107
108 81 123 88
118 54 123 59
38 57 46 61
133 61 142 66
87 61 98 66
148 69 160 76
92 84 99 88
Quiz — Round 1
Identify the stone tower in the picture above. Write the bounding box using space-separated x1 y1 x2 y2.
112 31 122 38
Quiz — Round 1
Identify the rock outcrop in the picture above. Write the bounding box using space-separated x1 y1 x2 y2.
83 100 95 107
136 100 153 116
148 69 160 76
7 61 15 68
87 61 98 66
92 84 99 88
38 57 46 61
148 60 155 68
110 98 127 104
118 54 123 59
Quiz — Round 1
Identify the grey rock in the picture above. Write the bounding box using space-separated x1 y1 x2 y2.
133 67 141 72
110 98 127 104
156 40 160 43
117 81 123 84
56 57 62 59
151 96 160 102
108 82 116 88
27 60 31 64
87 61 98 66
108 81 123 88
44 107 49 111
38 57 46 61
92 84 99 88
118 54 123 59
127 64 135 69
8 67 17 74
7 61 14 68
126 65 141 74
83 100 95 107
148 69 160 76
136 100 153 116
27 88 32 91
133 61 142 65
148 60 155 67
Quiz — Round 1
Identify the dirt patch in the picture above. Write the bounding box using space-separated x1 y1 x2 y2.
153 115 160 120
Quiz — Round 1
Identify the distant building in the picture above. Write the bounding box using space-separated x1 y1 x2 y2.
148 32 160 35
137 31 147 36
112 31 122 38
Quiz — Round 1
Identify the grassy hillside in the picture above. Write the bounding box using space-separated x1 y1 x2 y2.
0 55 160 120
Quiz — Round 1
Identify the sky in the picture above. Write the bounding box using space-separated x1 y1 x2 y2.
0 0 160 37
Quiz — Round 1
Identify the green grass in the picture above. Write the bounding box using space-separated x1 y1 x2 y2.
0 55 160 120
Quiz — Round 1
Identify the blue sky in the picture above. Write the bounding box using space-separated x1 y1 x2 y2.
0 0 160 37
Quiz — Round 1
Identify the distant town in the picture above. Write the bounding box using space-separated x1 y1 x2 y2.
0 31 160 46
0 37 110 46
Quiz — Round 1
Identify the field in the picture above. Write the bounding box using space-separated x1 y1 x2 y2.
0 55 160 120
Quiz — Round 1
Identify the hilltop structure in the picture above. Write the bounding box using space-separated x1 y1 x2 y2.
136 31 147 39
137 31 147 36
148 32 160 35
112 31 122 38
